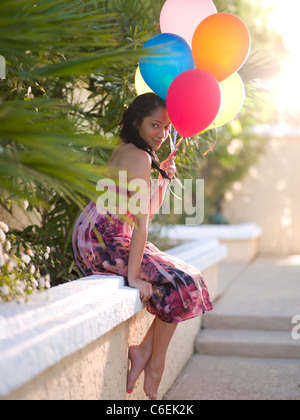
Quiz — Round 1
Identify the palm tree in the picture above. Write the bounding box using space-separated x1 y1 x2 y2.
0 0 151 206
0 0 165 284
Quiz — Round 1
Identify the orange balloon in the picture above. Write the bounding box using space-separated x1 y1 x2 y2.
192 13 251 82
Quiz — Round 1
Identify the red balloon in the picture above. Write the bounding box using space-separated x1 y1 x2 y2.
166 69 222 138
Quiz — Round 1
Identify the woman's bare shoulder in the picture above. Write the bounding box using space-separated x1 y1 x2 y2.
109 142 151 182
109 142 151 167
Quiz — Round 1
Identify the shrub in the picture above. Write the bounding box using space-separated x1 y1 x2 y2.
0 221 52 302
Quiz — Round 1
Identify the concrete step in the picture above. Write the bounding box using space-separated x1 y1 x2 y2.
196 328 300 359
166 257 300 400
203 312 293 332
165 354 300 400
202 256 300 333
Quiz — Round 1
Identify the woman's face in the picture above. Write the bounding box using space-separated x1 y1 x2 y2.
137 107 171 151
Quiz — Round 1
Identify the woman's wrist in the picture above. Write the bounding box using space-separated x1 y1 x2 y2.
128 277 136 287
128 277 142 287
156 176 169 191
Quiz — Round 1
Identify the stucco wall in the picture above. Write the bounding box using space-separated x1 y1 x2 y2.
0 202 41 231
3 309 201 401
0 240 225 401
223 136 300 255
3 265 217 401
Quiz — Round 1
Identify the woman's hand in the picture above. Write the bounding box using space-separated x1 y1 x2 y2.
160 156 176 180
128 277 153 303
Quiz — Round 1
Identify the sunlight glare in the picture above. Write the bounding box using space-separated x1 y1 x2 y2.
260 0 300 114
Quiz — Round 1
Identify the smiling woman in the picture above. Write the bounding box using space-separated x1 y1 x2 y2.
119 93 172 179
72 93 213 400
137 114 172 150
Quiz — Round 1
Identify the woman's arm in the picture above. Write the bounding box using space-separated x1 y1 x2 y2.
149 156 176 218
127 149 153 303
149 175 169 219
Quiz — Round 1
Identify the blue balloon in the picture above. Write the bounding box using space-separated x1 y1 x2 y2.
139 33 195 101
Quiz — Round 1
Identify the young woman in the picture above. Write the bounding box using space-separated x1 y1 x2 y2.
72 93 213 400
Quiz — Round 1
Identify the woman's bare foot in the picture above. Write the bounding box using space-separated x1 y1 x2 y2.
127 345 151 394
144 359 164 400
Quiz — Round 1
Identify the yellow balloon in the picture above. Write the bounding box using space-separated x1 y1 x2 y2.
135 67 153 96
207 72 245 130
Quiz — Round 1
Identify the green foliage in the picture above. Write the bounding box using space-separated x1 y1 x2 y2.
0 0 165 289
0 221 52 302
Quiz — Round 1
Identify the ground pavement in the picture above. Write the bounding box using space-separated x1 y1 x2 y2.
165 256 300 400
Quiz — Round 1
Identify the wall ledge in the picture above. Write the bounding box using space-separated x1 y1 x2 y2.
0 276 143 397
158 223 262 242
0 238 226 398
167 238 227 272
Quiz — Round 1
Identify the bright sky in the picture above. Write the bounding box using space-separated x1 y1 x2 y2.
260 0 300 115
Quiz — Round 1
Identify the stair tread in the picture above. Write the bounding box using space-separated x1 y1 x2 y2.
196 328 300 359
197 328 297 345
203 313 293 332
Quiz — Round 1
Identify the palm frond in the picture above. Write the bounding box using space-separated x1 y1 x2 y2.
0 98 116 207
0 0 150 208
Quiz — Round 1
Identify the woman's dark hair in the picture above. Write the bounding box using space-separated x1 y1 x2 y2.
120 93 171 180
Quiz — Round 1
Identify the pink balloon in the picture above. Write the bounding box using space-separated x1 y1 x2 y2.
160 0 217 46
166 69 222 138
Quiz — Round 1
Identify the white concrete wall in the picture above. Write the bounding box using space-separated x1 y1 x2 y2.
0 239 226 401
159 223 261 263
0 202 41 232
223 134 300 255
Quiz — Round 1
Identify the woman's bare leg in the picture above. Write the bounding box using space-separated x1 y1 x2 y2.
127 317 156 394
144 318 178 400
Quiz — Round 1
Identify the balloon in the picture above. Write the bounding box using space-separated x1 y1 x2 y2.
160 0 217 47
192 13 251 82
139 33 195 101
166 69 222 138
135 67 153 96
207 73 245 130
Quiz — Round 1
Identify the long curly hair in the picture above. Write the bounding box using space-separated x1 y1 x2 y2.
119 93 171 180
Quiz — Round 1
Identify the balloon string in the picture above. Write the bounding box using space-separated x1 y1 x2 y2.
170 137 184 157
169 128 217 158
173 128 177 151
168 182 182 200
203 124 218 156
169 133 173 153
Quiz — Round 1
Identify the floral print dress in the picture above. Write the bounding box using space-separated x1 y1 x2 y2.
72 193 213 324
